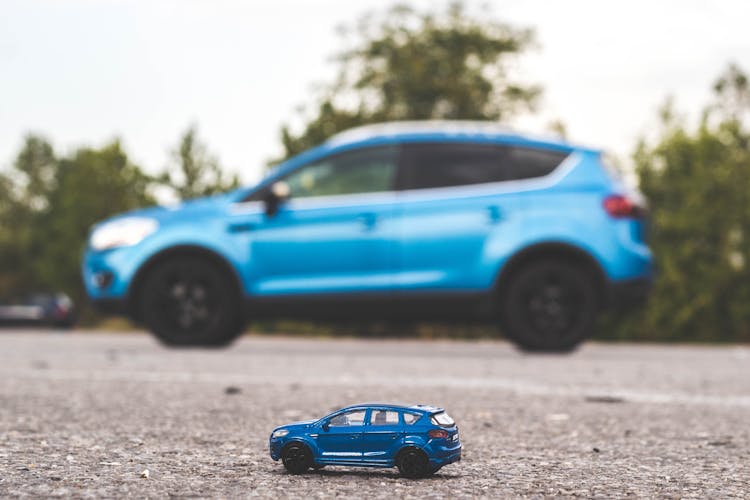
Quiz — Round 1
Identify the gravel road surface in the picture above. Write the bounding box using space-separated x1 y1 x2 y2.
1 331 748 498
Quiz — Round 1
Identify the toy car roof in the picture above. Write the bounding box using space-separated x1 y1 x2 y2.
337 403 445 415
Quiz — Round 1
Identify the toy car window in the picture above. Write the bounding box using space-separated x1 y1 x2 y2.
430 412 455 426
403 412 421 425
329 410 367 427
282 146 398 199
369 410 399 426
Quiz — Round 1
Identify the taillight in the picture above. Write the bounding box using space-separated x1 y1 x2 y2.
603 194 645 218
428 429 449 439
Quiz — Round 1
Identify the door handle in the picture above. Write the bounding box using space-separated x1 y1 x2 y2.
358 213 377 230
228 222 255 233
487 206 502 224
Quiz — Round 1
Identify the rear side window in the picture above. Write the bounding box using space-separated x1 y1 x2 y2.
400 143 568 190
369 410 400 426
505 147 569 180
403 412 421 425
430 412 455 426
400 143 505 190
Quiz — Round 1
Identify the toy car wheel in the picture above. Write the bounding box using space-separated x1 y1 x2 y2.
397 448 430 478
138 256 244 347
501 259 597 352
281 443 312 474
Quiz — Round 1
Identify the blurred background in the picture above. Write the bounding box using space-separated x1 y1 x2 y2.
2 0 750 343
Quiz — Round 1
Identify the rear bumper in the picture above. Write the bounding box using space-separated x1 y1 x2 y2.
428 443 462 468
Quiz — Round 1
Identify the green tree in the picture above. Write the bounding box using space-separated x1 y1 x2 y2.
0 136 156 314
163 125 239 199
613 63 750 342
278 2 541 160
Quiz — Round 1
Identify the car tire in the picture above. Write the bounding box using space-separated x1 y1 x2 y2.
281 443 312 474
397 448 431 479
500 259 598 352
138 256 244 347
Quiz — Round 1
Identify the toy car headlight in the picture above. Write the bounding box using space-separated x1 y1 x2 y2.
90 217 159 251
272 429 289 438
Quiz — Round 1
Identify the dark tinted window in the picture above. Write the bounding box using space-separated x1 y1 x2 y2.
401 143 505 190
400 143 568 190
505 147 569 181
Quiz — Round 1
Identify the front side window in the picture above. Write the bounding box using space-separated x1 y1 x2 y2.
283 146 398 199
369 410 400 426
328 410 367 427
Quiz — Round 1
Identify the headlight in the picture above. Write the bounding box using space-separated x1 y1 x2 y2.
90 217 159 251
271 429 289 438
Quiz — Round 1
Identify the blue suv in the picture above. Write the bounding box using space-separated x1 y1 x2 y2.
83 121 652 351
269 404 461 478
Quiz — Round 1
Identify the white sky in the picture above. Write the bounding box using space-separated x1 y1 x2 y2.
2 0 750 184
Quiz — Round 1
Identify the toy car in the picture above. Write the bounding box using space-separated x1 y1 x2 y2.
269 403 461 478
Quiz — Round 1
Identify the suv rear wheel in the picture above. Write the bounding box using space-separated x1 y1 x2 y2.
138 256 244 346
501 259 597 352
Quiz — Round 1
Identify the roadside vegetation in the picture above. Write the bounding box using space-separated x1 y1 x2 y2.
1 3 749 342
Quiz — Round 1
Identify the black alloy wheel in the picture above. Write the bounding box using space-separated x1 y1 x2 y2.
397 448 431 479
502 259 597 352
281 443 312 474
138 256 243 346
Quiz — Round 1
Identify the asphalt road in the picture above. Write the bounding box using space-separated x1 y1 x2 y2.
1 331 748 498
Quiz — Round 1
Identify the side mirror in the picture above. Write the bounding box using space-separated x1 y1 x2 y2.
322 421 330 432
264 181 290 217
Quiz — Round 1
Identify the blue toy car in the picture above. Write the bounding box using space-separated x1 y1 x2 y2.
269 403 461 478
82 121 652 351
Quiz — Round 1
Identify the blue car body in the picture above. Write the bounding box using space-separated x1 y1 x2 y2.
269 404 461 476
82 121 652 350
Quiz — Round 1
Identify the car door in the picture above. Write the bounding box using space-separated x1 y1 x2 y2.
360 409 404 464
230 146 400 296
393 142 524 291
315 409 367 462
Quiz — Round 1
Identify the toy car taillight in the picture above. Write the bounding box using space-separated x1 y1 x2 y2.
603 194 645 218
428 429 449 439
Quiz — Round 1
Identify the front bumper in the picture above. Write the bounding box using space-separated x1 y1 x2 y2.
269 438 282 461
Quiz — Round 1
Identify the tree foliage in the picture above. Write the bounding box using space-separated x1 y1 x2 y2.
278 2 540 160
0 136 155 305
162 125 239 200
606 63 750 342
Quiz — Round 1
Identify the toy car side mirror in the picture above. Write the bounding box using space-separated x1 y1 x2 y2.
264 181 290 217
322 421 330 432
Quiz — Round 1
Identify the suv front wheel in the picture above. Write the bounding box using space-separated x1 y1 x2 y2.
137 256 244 346
501 259 598 352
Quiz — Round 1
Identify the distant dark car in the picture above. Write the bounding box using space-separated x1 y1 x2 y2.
269 403 461 478
0 293 76 328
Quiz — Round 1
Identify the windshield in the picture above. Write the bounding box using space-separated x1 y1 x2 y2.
431 412 455 426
